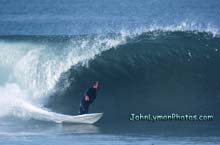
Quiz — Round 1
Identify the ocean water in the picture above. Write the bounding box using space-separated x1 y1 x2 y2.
0 0 220 144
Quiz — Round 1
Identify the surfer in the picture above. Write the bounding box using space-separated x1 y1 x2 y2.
79 81 99 114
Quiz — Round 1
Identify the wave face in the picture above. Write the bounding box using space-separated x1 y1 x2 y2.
1 29 220 122
47 31 220 121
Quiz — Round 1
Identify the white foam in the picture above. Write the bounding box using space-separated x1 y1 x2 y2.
119 21 220 37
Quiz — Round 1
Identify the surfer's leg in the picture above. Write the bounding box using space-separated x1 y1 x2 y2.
79 104 86 114
84 105 89 114
79 102 89 114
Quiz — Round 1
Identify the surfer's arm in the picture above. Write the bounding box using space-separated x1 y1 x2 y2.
85 95 90 101
85 88 93 102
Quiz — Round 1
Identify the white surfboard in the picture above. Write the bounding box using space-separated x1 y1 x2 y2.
61 113 103 124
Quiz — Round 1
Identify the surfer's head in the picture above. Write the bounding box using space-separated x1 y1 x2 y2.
92 81 99 89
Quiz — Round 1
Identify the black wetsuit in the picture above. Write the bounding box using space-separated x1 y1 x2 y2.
79 87 97 114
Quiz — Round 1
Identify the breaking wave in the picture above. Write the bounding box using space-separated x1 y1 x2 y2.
0 25 220 122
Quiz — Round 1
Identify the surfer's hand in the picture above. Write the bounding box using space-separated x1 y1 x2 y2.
85 96 90 101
